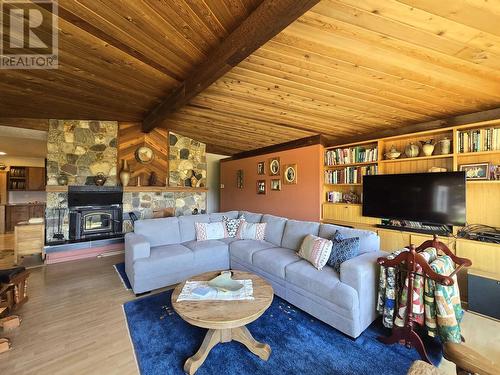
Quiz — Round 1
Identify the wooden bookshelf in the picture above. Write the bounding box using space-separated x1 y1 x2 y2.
322 119 500 231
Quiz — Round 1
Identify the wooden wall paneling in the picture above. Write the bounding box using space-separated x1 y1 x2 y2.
117 123 169 186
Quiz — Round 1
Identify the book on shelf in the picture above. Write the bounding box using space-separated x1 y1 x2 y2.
326 191 343 203
325 145 378 166
457 127 500 153
324 165 378 184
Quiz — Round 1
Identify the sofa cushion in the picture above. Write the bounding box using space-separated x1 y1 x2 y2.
134 244 193 278
223 216 245 237
285 260 357 311
195 222 228 241
178 214 210 242
229 239 277 264
252 247 301 279
236 222 266 240
261 214 287 246
297 234 333 270
209 211 239 222
319 223 379 254
219 237 240 245
134 217 180 247
183 240 228 265
327 231 360 272
281 219 320 250
238 211 263 223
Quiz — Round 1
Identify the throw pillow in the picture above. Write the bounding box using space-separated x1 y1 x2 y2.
327 230 360 272
195 222 228 241
235 222 266 240
297 234 333 270
223 215 244 238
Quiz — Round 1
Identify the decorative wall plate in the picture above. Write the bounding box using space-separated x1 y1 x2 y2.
135 146 154 164
268 157 280 176
284 164 297 184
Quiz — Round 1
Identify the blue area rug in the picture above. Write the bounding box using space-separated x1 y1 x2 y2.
124 290 442 375
114 262 132 290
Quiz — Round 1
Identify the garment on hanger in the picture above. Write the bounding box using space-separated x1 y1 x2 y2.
424 255 463 343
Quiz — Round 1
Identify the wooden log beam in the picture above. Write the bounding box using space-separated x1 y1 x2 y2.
0 118 49 131
142 0 321 132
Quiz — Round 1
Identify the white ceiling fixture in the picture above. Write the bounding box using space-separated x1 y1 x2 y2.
0 151 6 155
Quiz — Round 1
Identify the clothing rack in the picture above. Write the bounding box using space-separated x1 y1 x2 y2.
377 235 472 363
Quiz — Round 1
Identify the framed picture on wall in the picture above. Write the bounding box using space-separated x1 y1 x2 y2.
257 180 266 194
270 179 281 191
268 157 280 176
257 161 265 175
283 164 297 184
236 169 244 189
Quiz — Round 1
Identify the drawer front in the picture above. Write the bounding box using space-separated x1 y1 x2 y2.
468 274 500 320
322 204 379 224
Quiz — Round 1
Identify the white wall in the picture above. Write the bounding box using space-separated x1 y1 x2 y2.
206 153 227 213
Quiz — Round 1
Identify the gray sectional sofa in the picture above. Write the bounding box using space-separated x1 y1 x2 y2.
125 210 385 338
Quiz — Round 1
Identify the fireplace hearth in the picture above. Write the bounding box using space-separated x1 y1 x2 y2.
68 186 123 241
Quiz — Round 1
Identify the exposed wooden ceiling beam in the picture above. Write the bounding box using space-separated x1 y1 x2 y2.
0 118 49 131
329 108 500 146
142 0 321 132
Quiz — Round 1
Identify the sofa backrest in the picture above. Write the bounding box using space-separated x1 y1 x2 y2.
319 223 380 254
239 211 263 223
281 220 320 250
134 217 181 247
178 214 210 242
209 211 239 222
261 214 287 246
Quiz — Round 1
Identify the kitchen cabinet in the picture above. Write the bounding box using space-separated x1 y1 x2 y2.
8 166 45 191
5 204 46 232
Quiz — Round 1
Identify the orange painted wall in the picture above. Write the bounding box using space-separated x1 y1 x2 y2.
220 144 324 221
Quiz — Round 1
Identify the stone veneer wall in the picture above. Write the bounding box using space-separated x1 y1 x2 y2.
47 120 118 186
169 132 207 187
44 123 208 243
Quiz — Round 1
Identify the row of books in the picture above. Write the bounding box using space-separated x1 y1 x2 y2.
457 128 500 153
325 146 378 166
324 165 378 185
326 191 343 203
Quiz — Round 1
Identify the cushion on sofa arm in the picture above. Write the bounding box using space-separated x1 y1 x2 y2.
339 251 387 328
134 217 180 247
125 233 151 261
178 214 210 242
261 214 287 246
209 211 239 222
238 211 263 223
281 219 320 250
319 223 380 254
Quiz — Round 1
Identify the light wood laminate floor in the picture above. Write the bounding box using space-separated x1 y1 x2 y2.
0 255 498 374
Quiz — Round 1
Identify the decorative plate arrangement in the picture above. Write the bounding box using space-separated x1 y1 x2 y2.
208 271 243 292
269 157 280 176
135 146 154 164
284 164 297 184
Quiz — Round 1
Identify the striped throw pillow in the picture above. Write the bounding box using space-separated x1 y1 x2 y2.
297 234 333 270
195 222 228 241
235 222 266 240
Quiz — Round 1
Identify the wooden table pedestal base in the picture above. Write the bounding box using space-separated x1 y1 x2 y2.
184 326 271 375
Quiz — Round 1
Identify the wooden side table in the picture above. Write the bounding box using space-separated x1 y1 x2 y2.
14 222 44 264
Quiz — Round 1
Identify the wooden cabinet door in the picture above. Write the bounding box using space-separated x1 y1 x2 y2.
0 171 7 204
27 167 45 191
378 229 410 252
29 204 46 218
6 206 30 232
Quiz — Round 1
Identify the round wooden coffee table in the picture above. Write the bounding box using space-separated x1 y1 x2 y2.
172 270 273 375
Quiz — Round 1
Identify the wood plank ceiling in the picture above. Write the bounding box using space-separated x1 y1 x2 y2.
1 0 500 154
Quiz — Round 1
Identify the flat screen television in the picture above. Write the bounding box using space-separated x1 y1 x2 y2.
362 172 466 226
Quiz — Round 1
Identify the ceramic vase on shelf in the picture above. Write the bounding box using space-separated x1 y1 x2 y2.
119 159 131 187
420 139 435 156
439 137 451 155
405 142 419 158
